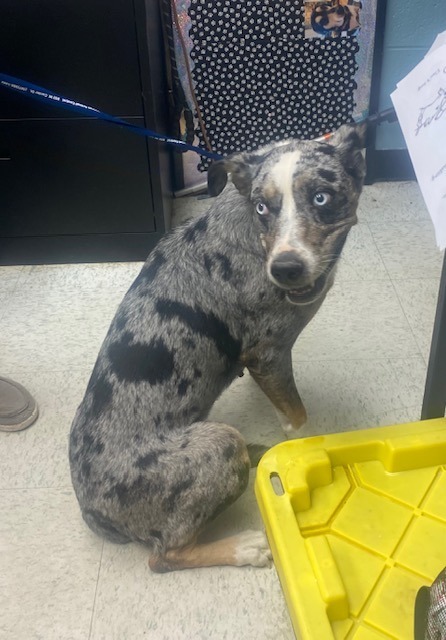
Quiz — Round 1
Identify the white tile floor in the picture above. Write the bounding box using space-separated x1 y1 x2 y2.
1 181 444 640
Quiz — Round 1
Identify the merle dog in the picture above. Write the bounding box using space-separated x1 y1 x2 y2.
69 123 366 572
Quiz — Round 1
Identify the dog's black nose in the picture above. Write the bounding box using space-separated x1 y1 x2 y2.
270 253 305 286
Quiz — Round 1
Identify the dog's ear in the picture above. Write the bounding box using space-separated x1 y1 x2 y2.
207 154 258 198
224 154 258 197
207 161 229 197
329 122 367 188
207 144 282 198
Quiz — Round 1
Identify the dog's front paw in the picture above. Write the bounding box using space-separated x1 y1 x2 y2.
275 409 307 437
282 422 302 438
234 530 272 568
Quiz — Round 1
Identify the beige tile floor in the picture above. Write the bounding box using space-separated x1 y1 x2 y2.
1 181 444 640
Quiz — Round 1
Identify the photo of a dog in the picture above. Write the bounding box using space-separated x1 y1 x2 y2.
69 122 366 572
305 0 362 39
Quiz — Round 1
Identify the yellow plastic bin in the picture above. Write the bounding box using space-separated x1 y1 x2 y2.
255 418 446 639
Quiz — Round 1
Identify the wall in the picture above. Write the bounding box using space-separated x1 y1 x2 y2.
375 0 446 150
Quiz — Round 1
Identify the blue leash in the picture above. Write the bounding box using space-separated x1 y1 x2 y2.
0 73 223 161
1 73 397 158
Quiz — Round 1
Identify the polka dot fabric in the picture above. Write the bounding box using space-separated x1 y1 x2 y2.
188 0 359 170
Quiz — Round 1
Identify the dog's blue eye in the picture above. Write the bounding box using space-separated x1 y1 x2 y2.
256 202 269 215
313 192 331 206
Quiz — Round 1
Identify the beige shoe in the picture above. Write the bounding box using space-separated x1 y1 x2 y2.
0 377 39 432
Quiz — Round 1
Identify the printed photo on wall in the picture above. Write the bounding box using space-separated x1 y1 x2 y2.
304 0 362 39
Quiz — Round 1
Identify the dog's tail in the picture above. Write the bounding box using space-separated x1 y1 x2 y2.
247 443 270 468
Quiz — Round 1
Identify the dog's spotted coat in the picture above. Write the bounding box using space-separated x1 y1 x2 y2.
69 124 366 571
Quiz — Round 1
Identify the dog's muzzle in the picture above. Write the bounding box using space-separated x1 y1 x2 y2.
270 253 305 287
269 252 329 305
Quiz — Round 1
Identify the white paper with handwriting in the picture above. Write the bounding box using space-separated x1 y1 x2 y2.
391 35 446 250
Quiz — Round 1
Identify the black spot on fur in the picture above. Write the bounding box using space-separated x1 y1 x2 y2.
83 433 94 448
223 444 236 461
109 336 174 384
266 328 273 337
88 377 113 421
193 368 202 379
318 169 337 183
203 254 213 275
81 460 91 479
156 299 241 363
345 163 364 189
117 331 134 346
184 338 196 349
84 509 129 543
178 379 190 397
345 130 361 148
160 411 175 430
258 291 266 301
105 476 161 507
204 454 211 463
165 477 194 511
106 482 129 505
136 450 162 469
114 311 127 332
209 467 248 521
184 216 208 244
150 529 163 541
93 441 104 455
180 440 190 449
140 251 167 282
214 253 233 281
182 404 202 423
134 434 142 444
317 144 336 156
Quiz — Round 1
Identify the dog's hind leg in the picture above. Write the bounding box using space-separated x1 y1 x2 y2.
149 530 271 572
246 349 307 434
143 422 271 572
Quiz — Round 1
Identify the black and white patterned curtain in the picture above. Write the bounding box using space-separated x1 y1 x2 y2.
165 0 376 172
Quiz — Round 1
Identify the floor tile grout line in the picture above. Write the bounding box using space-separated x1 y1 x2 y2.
368 224 428 365
88 540 105 640
362 220 432 403
0 265 25 320
7 265 29 298
389 277 433 366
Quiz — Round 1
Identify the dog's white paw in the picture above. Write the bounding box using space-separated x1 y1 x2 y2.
275 409 306 437
282 421 298 436
234 530 272 568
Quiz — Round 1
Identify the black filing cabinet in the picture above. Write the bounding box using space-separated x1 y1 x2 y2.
0 0 172 264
